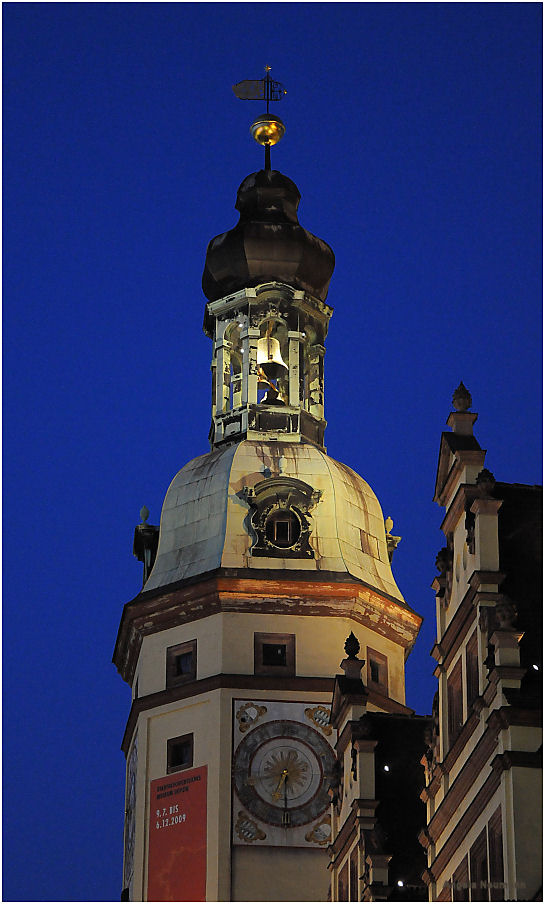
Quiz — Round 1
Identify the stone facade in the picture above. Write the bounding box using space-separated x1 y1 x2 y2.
327 636 430 901
420 386 542 902
113 166 423 902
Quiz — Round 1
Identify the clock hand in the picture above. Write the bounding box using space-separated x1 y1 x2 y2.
272 768 289 800
282 781 291 827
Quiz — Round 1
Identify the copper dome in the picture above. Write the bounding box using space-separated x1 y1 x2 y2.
202 169 335 303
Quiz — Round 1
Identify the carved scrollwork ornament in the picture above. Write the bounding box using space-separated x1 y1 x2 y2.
465 510 476 553
305 815 331 846
304 705 333 736
236 701 268 733
351 743 358 780
495 595 518 630
235 811 266 843
328 757 343 815
435 546 452 575
244 476 321 559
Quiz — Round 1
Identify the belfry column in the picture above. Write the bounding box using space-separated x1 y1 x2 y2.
214 323 230 418
241 325 259 408
288 330 303 408
308 343 325 421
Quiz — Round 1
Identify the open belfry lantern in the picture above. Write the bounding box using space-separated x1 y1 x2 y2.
202 66 335 446
202 136 335 445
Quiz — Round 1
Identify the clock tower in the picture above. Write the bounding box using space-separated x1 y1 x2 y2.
113 86 422 902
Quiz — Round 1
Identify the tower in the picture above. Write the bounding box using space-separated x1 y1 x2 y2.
420 386 542 901
113 77 423 902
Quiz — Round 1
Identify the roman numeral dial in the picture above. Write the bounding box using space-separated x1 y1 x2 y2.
233 719 335 828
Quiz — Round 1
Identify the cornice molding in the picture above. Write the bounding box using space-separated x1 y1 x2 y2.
439 484 481 536
427 715 500 841
120 673 333 755
436 450 486 508
434 571 505 671
425 705 542 843
425 768 501 883
114 571 422 685
328 798 379 865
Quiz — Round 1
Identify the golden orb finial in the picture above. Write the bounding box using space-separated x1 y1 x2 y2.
250 113 286 147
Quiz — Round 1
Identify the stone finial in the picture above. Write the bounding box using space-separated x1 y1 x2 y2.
340 632 365 680
447 383 478 435
476 468 496 496
384 516 401 563
139 505 150 524
452 381 472 412
344 631 360 659
133 507 159 587
495 596 518 630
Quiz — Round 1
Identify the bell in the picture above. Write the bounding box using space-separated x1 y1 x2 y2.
257 336 288 380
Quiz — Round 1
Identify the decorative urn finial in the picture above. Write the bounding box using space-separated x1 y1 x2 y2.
344 631 360 659
340 632 365 680
139 505 150 525
476 468 496 496
452 381 472 412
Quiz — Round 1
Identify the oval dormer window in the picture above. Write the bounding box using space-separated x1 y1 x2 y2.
265 510 301 548
246 475 321 559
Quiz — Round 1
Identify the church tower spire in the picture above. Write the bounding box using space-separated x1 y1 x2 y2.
203 70 335 450
114 76 422 903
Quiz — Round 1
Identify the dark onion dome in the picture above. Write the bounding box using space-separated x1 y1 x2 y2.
202 169 335 304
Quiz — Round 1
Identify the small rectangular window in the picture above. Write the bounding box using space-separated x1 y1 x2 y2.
452 856 469 902
338 861 348 902
349 847 358 901
166 640 197 688
469 828 488 901
466 632 479 712
366 647 388 695
175 651 193 675
262 643 287 667
447 658 463 748
274 518 291 544
488 807 504 901
254 633 295 677
167 733 194 774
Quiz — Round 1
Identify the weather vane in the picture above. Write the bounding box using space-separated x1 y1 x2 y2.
232 66 287 171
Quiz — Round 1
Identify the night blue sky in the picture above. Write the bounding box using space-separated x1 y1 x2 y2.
3 3 542 901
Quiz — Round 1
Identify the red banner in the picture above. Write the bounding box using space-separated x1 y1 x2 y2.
147 767 207 901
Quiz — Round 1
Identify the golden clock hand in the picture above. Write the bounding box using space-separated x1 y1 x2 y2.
272 768 289 800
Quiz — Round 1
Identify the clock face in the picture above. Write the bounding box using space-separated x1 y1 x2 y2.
233 719 335 828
